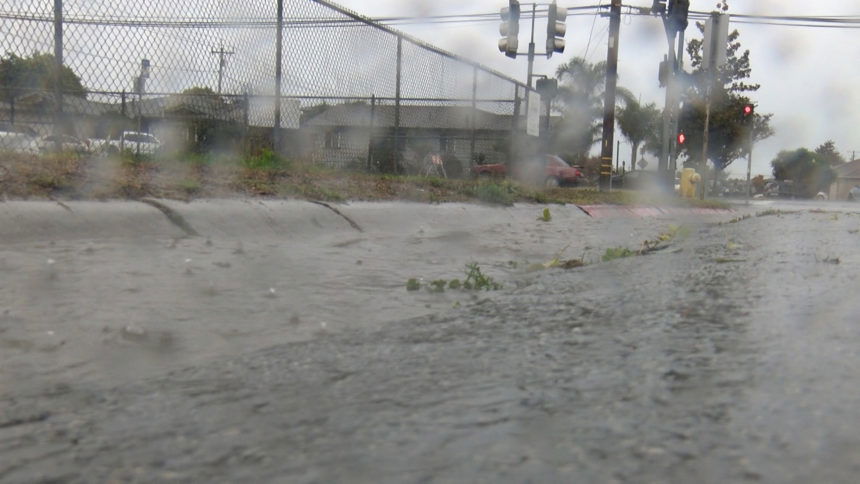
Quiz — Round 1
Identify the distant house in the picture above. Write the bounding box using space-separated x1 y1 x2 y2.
125 94 301 152
300 103 518 173
829 159 860 200
125 94 246 151
0 91 118 137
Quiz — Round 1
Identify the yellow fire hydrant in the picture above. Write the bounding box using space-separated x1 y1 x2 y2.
680 168 701 199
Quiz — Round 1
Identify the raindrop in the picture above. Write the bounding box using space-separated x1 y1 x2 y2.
123 324 145 337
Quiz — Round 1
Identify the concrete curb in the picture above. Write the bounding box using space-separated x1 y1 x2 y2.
1 199 737 244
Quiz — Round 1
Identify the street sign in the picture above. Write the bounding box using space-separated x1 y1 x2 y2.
526 91 540 137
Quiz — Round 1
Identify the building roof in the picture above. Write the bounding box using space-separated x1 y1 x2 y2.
128 95 244 121
834 159 860 179
302 103 515 131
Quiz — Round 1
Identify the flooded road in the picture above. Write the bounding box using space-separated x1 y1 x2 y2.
1 201 859 483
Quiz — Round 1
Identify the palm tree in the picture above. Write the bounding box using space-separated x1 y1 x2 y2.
551 57 607 157
615 91 661 171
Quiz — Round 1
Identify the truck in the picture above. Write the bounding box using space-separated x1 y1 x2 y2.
102 131 161 155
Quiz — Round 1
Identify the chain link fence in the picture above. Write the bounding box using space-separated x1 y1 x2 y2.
0 0 535 175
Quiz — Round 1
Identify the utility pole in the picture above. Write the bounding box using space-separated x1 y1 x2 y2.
654 0 690 190
211 41 234 95
700 12 729 199
598 0 622 191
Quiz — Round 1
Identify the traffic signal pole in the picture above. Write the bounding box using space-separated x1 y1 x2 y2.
527 3 536 88
668 28 685 176
598 0 622 191
658 41 675 179
746 135 753 201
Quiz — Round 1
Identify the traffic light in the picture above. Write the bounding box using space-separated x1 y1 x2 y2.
535 78 558 99
677 131 686 145
498 1 520 59
667 0 690 32
651 0 667 15
742 104 754 121
546 1 567 58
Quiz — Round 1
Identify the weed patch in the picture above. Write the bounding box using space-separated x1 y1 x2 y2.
537 207 552 222
602 247 635 262
473 181 516 206
405 263 502 293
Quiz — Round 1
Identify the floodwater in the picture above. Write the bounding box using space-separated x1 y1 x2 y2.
1 199 859 483
0 199 709 388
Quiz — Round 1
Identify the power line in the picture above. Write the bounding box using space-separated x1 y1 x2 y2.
2 8 858 29
583 1 604 59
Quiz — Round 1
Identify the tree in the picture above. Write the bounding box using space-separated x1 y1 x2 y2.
814 140 846 167
180 86 221 98
771 148 835 198
677 22 773 171
0 52 87 99
616 92 661 171
552 57 606 157
751 174 766 194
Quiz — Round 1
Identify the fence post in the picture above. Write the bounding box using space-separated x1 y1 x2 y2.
273 0 284 153
367 94 376 172
243 92 250 155
394 36 402 173
53 0 63 149
511 85 521 165
470 67 477 168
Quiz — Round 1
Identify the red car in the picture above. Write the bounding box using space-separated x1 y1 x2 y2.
472 154 584 187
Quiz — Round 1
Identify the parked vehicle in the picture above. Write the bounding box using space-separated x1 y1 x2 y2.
38 134 90 154
103 131 161 155
471 154 584 187
0 124 40 154
848 185 860 201
763 180 797 198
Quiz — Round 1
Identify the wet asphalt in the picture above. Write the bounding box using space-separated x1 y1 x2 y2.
1 204 859 483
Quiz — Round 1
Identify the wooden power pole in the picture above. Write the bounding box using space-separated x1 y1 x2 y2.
599 0 622 191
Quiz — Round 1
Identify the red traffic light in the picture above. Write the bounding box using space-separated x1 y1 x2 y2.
743 104 753 116
677 132 686 145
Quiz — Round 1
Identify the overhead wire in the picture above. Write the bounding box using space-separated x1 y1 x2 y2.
1 7 858 29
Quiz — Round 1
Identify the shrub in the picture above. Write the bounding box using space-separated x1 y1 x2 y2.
474 181 515 206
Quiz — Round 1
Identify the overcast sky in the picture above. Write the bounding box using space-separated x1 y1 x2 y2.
333 0 860 177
